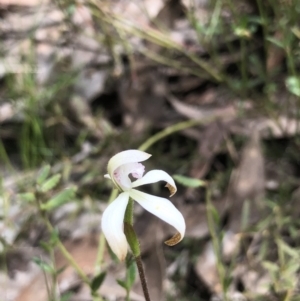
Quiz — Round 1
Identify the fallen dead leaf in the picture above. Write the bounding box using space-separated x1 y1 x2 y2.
13 235 145 301
166 94 237 121
226 130 265 232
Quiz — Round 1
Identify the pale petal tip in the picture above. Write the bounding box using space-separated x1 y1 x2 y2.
165 183 177 197
164 232 182 246
109 246 127 261
117 251 127 261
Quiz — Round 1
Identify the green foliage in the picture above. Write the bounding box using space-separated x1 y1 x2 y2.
117 257 136 300
40 187 77 211
286 76 300 97
17 192 36 203
173 174 206 188
32 257 55 274
32 165 77 211
124 223 141 257
126 259 136 289
208 202 221 225
91 272 106 293
40 174 62 193
39 229 60 252
116 279 127 289
59 292 73 301
37 165 51 185
206 189 231 296
267 36 285 49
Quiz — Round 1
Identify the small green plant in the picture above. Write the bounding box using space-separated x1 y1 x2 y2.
117 257 136 301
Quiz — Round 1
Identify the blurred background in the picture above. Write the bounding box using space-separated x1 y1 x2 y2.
1 0 300 300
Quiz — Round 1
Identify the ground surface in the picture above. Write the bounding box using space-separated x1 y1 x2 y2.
1 0 300 300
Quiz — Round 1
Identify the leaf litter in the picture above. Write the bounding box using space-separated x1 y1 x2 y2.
1 0 300 300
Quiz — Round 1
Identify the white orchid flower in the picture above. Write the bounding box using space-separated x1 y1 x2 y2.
102 149 186 260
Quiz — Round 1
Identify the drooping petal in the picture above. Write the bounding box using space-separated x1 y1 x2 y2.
101 192 129 261
107 150 151 189
131 170 177 196
129 189 185 243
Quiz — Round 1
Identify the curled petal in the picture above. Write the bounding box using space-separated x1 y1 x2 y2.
107 150 151 189
164 232 182 246
131 170 177 196
101 192 129 261
107 150 151 177
129 189 185 243
114 162 145 191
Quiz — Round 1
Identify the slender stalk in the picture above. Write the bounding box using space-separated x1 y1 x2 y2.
90 5 223 82
126 291 130 301
205 187 228 299
34 190 91 286
43 218 90 285
135 255 151 301
124 198 134 225
124 199 151 301
139 48 212 80
240 37 247 97
138 116 218 151
255 0 268 83
0 138 13 171
43 217 104 301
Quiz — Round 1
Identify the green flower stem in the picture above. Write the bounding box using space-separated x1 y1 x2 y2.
138 117 217 152
205 188 227 299
124 198 134 225
124 222 140 257
124 200 151 300
124 222 151 301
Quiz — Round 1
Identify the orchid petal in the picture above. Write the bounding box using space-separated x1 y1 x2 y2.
101 192 129 261
131 170 177 196
114 162 145 191
129 189 185 243
107 150 151 178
